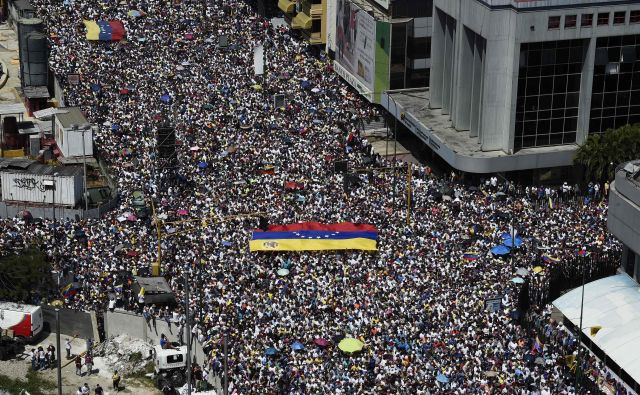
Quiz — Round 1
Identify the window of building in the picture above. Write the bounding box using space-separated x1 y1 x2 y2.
565 15 577 29
514 39 585 150
598 13 610 26
581 14 593 27
631 11 640 24
548 16 561 30
589 34 640 134
614 11 626 25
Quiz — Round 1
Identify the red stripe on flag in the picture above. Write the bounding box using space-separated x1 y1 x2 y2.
109 20 125 41
264 222 377 232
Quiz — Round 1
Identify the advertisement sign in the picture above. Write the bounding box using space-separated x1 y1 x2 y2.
336 0 376 93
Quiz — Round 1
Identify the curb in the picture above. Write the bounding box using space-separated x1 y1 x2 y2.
0 58 9 90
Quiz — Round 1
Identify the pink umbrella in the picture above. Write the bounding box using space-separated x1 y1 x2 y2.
177 209 189 216
127 214 138 221
126 250 138 257
314 338 329 347
184 33 194 40
190 146 200 151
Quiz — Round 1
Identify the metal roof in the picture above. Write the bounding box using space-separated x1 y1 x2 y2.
33 107 68 119
22 86 50 99
0 102 26 116
0 158 36 169
0 162 83 177
55 107 88 129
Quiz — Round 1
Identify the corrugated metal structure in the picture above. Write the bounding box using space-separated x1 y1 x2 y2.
54 108 93 158
19 31 48 87
0 160 83 206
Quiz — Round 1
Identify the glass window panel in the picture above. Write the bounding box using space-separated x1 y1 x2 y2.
538 110 552 120
601 117 615 131
589 118 601 132
614 11 626 25
565 117 578 131
632 72 640 89
537 119 551 134
595 47 609 65
567 63 583 74
631 11 640 24
550 119 564 132
615 116 629 128
566 93 580 108
603 107 616 117
630 114 640 124
556 49 570 64
622 46 636 63
550 133 563 145
564 132 577 144
553 93 566 108
525 96 539 112
553 75 567 91
515 121 523 135
569 46 584 63
566 108 579 117
555 64 568 74
542 49 556 65
605 75 619 91
552 108 565 118
548 16 561 30
540 76 554 94
567 74 582 92
630 105 640 114
536 134 550 146
522 136 536 147
608 36 622 47
597 13 609 26
524 121 537 134
581 14 593 27
565 15 577 28
608 47 622 62
617 91 631 108
591 93 604 109
539 95 553 110
526 77 540 96
631 93 640 106
525 110 538 121
528 50 541 66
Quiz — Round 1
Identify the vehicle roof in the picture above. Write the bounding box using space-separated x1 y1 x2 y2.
153 345 187 354
0 302 41 313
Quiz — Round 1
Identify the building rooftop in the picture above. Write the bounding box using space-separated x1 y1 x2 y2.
477 0 638 9
384 89 576 172
55 107 88 129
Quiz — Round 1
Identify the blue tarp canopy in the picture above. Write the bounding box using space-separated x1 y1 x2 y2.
491 245 511 255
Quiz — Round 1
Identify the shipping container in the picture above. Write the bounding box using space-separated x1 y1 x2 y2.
1 165 83 206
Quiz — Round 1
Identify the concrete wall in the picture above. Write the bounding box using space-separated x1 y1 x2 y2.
105 310 223 393
0 193 118 220
41 306 97 340
609 174 640 257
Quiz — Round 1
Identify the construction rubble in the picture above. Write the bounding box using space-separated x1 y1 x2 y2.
94 334 153 375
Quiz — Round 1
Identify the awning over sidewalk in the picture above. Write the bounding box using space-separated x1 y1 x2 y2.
553 274 640 385
277 0 295 13
291 12 312 30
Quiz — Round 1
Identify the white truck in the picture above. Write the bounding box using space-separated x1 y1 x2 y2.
152 344 188 388
0 302 43 341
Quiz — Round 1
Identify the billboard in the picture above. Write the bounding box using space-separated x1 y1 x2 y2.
335 0 376 93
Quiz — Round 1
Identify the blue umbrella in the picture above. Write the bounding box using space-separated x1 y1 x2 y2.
396 342 409 351
111 124 121 131
503 237 523 248
300 80 311 89
90 83 101 92
265 347 278 356
198 161 208 169
291 342 304 351
511 277 525 284
222 241 232 247
436 373 449 384
491 245 511 256
160 94 172 103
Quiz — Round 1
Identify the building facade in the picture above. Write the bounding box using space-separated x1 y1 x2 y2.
384 0 640 173
278 0 328 45
326 0 432 103
608 160 640 280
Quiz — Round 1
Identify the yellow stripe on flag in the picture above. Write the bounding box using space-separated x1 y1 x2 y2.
249 238 377 251
83 20 100 40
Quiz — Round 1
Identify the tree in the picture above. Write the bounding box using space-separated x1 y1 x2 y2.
574 123 640 181
0 247 53 303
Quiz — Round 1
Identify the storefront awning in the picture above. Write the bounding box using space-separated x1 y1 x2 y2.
277 0 295 14
291 12 312 30
553 274 640 386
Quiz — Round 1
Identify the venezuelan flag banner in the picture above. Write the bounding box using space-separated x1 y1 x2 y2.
250 222 377 251
542 255 560 264
84 20 125 41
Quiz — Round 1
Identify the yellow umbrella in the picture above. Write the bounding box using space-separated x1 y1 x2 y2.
532 266 544 274
50 300 64 307
338 338 364 353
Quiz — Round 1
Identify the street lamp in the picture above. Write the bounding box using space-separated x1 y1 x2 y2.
55 308 62 395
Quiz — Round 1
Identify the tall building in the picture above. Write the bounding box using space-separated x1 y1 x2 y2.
609 160 640 280
383 0 640 173
326 0 432 103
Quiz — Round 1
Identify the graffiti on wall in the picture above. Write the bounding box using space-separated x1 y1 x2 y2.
13 178 46 192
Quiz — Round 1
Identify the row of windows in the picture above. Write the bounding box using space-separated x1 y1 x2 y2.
589 115 640 134
516 120 578 136
517 74 582 96
514 132 578 150
548 10 640 30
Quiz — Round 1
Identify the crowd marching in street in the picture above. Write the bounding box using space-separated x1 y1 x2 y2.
0 0 630 393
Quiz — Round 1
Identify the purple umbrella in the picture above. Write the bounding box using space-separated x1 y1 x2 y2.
314 338 329 347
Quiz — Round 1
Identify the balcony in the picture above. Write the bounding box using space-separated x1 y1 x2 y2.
301 29 324 45
291 11 312 30
309 3 322 18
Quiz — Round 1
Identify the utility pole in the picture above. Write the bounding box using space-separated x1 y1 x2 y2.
576 257 587 391
223 333 228 395
184 267 192 395
55 308 62 395
406 163 412 225
81 126 89 216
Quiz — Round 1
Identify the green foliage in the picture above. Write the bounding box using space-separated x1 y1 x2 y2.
129 351 143 363
0 247 52 303
0 370 56 395
575 123 640 181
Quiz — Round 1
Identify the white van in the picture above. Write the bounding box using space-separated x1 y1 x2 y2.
0 302 43 341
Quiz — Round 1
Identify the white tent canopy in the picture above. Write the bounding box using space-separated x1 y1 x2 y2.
553 274 640 386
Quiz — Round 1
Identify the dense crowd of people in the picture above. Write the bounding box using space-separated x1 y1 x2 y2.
0 0 629 392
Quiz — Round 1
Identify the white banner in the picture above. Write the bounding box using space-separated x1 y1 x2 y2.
253 44 264 76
